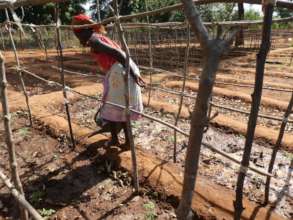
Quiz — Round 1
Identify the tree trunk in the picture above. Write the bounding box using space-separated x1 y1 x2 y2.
176 47 221 219
234 4 274 219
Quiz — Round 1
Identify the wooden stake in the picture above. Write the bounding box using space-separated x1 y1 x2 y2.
55 4 76 149
234 3 274 219
0 170 43 220
0 30 5 50
0 51 28 220
114 0 139 193
173 23 190 163
5 10 33 127
146 0 153 107
264 90 293 204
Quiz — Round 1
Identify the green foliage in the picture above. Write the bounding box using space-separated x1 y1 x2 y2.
39 208 56 218
244 8 262 21
143 201 156 220
0 0 86 24
197 3 236 22
90 0 132 21
276 0 293 18
132 0 183 22
17 127 31 138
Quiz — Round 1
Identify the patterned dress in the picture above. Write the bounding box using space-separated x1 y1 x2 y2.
90 33 143 122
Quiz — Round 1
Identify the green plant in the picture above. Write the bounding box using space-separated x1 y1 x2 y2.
39 208 56 218
143 201 156 220
18 127 31 137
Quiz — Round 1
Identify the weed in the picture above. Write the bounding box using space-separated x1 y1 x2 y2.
18 127 31 137
143 201 156 220
38 208 56 218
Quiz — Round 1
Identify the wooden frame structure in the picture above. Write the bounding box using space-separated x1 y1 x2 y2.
0 0 293 219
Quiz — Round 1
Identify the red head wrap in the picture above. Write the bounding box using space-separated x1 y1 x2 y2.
72 14 106 34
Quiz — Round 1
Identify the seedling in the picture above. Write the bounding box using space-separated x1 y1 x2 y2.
18 127 30 137
143 201 156 220
39 208 56 218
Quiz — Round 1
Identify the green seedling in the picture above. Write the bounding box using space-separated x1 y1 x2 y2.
18 127 31 137
143 201 156 220
39 208 56 218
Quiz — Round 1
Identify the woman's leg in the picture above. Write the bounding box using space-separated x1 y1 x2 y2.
105 121 123 146
122 122 130 145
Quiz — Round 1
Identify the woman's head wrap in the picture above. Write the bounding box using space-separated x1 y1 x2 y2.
71 14 106 34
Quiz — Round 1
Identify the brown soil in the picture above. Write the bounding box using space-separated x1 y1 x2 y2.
0 114 176 220
1 46 293 220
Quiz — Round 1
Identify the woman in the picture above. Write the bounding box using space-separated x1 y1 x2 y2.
72 14 144 147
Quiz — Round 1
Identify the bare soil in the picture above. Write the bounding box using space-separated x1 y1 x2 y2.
1 46 293 219
55 96 293 219
0 113 176 220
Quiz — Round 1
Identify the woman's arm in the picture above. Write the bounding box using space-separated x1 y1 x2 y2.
88 35 145 86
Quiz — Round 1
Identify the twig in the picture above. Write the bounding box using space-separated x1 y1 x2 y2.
0 51 28 220
0 170 43 220
113 0 139 192
173 23 190 163
55 3 76 149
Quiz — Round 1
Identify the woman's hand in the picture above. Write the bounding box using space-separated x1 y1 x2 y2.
135 76 146 87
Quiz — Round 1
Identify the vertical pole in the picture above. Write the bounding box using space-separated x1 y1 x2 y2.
264 91 293 204
5 9 33 127
19 29 24 50
235 3 244 47
96 0 101 22
0 51 28 220
234 3 274 219
113 0 139 192
36 27 48 61
0 30 5 50
145 0 153 106
173 23 190 163
55 4 76 149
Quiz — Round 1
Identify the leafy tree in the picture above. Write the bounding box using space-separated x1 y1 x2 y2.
244 8 262 20
276 0 293 18
90 0 132 21
0 0 86 24
197 3 236 22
